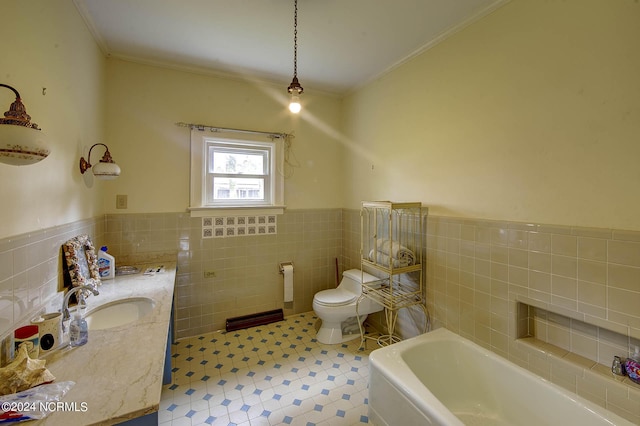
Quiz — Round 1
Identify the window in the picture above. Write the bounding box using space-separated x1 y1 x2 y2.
207 142 269 204
190 129 285 216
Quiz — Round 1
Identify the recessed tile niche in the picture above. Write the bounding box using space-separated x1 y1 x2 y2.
517 301 640 368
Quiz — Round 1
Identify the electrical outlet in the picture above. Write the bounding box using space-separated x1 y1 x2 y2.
116 194 128 209
204 270 216 279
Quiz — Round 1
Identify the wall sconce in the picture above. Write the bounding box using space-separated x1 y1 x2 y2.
79 143 120 180
0 84 50 166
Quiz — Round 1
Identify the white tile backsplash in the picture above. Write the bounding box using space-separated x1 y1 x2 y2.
0 217 103 361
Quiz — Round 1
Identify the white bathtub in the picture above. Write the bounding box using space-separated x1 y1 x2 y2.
369 328 633 426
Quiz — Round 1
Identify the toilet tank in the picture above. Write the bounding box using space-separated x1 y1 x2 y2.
340 269 381 295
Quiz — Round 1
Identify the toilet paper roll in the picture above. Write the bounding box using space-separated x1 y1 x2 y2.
283 264 294 302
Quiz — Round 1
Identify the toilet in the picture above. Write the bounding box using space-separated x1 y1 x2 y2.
313 269 384 344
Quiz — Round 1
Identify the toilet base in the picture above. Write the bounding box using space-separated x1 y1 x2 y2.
316 317 365 345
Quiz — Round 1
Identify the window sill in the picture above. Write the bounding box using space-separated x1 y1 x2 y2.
188 206 285 217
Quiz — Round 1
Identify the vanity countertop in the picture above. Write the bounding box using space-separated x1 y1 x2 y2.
35 263 176 425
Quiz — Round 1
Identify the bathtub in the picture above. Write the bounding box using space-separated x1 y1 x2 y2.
369 328 633 426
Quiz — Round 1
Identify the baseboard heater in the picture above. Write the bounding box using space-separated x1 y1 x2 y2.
225 309 284 332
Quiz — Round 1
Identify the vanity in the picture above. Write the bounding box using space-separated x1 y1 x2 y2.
34 263 176 425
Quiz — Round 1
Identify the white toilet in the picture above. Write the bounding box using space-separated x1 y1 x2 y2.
313 269 384 344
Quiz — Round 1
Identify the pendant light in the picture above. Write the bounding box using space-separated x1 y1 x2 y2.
287 0 303 113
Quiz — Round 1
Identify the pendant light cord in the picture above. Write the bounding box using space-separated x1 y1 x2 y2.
293 0 298 79
287 0 303 104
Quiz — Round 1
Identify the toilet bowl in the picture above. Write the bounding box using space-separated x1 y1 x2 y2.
313 269 384 344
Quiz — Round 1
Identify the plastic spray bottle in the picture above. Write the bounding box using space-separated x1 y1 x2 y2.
98 246 115 280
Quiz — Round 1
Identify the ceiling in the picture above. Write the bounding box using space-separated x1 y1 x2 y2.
74 0 507 95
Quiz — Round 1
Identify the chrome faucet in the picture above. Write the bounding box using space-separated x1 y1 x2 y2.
61 285 99 330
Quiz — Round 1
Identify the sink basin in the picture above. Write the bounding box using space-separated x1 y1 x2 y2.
85 297 155 330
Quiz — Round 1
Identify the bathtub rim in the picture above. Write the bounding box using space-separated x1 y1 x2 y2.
368 327 634 426
369 328 464 426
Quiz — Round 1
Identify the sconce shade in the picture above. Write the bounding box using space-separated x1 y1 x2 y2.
91 161 121 180
79 143 120 180
0 125 49 166
0 84 50 166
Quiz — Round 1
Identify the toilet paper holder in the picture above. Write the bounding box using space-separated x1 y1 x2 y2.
279 262 293 273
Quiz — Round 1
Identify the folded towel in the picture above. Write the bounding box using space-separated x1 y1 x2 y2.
369 250 413 268
369 250 409 268
373 239 415 266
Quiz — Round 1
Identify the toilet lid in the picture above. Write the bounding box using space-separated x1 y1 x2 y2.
314 288 357 306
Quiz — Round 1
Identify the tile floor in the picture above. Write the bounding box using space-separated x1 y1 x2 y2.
159 312 376 425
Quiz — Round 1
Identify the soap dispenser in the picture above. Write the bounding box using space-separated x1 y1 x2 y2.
69 296 89 347
624 346 640 384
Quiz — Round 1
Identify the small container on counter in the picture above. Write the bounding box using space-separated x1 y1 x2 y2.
14 325 39 358
624 347 640 385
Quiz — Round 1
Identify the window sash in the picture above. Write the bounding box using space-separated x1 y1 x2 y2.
208 146 269 176
203 139 274 206
207 176 269 204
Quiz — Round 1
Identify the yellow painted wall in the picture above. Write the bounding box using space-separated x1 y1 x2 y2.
0 0 106 239
343 0 640 230
103 59 344 213
5 0 638 235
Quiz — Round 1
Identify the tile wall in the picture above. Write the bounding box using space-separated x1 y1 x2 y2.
2 209 639 422
103 210 343 339
423 215 640 423
0 217 103 361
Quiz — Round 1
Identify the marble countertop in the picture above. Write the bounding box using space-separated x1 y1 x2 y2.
35 263 176 425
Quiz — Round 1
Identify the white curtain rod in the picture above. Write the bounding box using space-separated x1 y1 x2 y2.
176 122 291 139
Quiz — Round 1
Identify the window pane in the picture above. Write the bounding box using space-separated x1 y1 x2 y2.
211 149 266 175
213 177 264 201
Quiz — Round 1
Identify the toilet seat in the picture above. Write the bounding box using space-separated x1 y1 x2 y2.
314 288 357 306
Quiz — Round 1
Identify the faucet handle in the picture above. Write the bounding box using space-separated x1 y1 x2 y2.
612 356 626 376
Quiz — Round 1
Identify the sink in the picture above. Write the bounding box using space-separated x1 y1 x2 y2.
85 297 155 330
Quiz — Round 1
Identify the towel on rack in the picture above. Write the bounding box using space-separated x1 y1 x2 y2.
373 239 416 266
368 251 409 268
